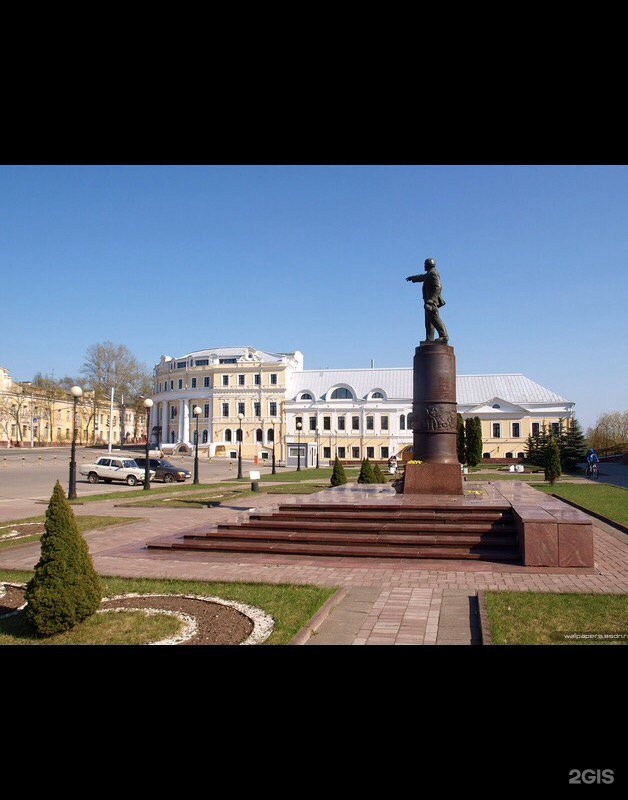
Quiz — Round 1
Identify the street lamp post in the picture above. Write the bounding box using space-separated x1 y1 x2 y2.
68 385 82 500
271 421 276 475
296 421 302 471
329 429 333 466
237 412 244 479
193 405 201 484
143 398 153 490
315 428 320 469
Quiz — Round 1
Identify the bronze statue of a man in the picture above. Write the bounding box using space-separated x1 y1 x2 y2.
406 258 449 344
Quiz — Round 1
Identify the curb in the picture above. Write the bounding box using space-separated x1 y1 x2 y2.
476 590 492 645
290 587 348 645
550 494 628 536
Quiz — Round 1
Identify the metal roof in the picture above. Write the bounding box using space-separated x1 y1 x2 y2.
288 369 570 404
181 346 292 363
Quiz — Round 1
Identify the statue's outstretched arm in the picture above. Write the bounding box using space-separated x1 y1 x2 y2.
406 274 424 283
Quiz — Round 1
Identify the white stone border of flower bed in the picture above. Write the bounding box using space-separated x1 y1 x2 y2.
0 582 28 617
102 593 275 645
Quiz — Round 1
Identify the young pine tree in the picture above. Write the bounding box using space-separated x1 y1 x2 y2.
544 438 562 486
25 481 102 636
465 416 483 466
560 417 587 471
372 463 386 483
457 413 466 464
357 458 376 484
330 456 348 487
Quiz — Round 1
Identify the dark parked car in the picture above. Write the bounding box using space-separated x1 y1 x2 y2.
134 457 191 483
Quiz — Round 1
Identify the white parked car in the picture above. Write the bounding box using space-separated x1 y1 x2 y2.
79 456 155 486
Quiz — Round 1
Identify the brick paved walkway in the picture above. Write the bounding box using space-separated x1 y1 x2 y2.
2 485 628 645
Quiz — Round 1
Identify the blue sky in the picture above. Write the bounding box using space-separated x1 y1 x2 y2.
1 165 626 431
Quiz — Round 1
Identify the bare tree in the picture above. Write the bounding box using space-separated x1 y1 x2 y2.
81 342 152 445
32 373 65 444
587 410 628 451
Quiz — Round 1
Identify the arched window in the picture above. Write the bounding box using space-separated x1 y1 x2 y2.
256 428 263 443
236 428 243 443
193 430 198 444
300 393 313 400
517 451 524 459
492 404 501 409
483 452 490 459
170 431 175 443
202 430 208 443
407 413 414 429
225 429 232 442
372 391 384 399
400 414 406 430
330 387 353 400
505 452 513 459
267 428 274 443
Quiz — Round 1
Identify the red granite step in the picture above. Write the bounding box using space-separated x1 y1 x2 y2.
249 509 509 523
215 519 516 535
183 528 518 545
147 538 519 560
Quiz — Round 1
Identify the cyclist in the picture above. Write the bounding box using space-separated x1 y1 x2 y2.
585 448 600 477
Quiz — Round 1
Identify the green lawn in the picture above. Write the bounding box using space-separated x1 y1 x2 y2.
259 467 360 483
533 483 628 527
0 570 336 645
0 515 138 551
486 591 628 644
0 608 181 645
69 482 224 504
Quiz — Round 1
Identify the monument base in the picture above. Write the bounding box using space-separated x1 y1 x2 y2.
403 462 463 495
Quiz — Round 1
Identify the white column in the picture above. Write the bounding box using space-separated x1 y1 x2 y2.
150 404 158 442
161 401 168 446
178 399 184 442
183 400 190 443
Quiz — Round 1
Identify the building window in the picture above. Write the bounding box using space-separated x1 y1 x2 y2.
295 416 303 429
372 391 383 399
254 402 261 417
407 413 414 429
178 379 183 389
379 416 388 431
337 417 345 431
230 451 237 459
159 383 162 392
270 402 277 417
323 416 331 430
222 375 229 387
204 403 209 418
351 447 360 459
191 377 197 389
202 430 208 443
170 381 174 390
204 377 210 388
65 428 70 439
331 387 352 400
256 429 263 443
236 428 242 443
195 359 209 367
254 374 261 386
551 422 560 437
267 429 274 442
492 404 501 409
238 402 245 416
512 422 520 438
177 361 186 369
288 446 306 459
366 416 374 430
381 446 389 459
366 447 374 458
517 451 524 459
270 373 277 385
222 403 229 417
193 430 198 445
492 423 501 438
338 446 346 459
352 416 359 431
323 446 331 459
219 358 237 364
400 414 406 430
505 452 513 458
532 422 540 436
300 393 313 400
483 452 490 459
170 407 176 419
238 374 245 386
225 430 232 442
309 416 317 431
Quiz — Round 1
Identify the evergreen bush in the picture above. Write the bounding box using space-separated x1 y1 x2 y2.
544 439 562 485
25 481 102 636
457 413 466 464
357 458 376 484
465 416 483 466
372 463 386 483
330 456 348 487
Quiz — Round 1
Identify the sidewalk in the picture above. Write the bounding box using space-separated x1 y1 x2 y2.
1 488 627 645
